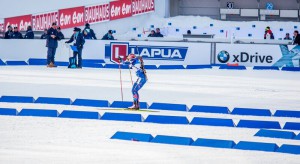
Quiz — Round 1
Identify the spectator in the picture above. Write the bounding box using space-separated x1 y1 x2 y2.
65 27 85 69
284 33 292 40
46 22 60 67
57 27 65 39
154 28 163 37
24 26 34 39
83 23 97 39
101 30 114 40
83 29 92 39
4 25 13 39
147 30 156 37
40 29 48 39
293 30 300 45
11 27 23 39
187 30 191 35
264 26 274 39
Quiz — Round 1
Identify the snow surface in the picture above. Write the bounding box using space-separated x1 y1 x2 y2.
2 1 300 163
0 66 300 163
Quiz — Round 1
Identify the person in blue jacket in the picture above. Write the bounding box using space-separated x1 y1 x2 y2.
65 27 85 68
122 54 147 109
24 25 34 39
46 22 60 67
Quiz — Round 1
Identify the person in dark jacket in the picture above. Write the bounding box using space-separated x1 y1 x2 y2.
83 29 92 39
293 30 300 45
24 26 34 39
46 22 60 67
11 27 23 39
101 30 114 40
40 29 48 39
83 23 97 39
154 28 163 37
284 33 292 40
148 30 156 37
187 30 192 35
4 25 13 39
65 27 85 68
57 27 65 39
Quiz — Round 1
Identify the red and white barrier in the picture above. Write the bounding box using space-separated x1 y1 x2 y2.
132 0 155 15
110 0 132 20
4 15 32 31
3 0 155 31
85 3 110 24
59 6 85 29
32 11 58 31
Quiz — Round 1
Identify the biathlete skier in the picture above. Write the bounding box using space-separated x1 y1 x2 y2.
121 54 147 110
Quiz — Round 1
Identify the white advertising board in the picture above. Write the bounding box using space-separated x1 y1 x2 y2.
102 41 211 65
216 43 300 67
0 40 211 65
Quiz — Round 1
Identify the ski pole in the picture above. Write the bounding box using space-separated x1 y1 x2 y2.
118 57 124 101
129 66 133 85
136 46 139 55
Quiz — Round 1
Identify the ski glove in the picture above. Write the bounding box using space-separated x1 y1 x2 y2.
129 64 133 69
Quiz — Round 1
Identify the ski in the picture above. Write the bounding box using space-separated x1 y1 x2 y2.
98 108 159 113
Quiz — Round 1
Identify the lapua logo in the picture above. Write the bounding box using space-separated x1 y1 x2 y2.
106 42 188 63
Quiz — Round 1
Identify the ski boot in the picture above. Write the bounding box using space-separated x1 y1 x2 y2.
47 62 57 68
128 101 140 110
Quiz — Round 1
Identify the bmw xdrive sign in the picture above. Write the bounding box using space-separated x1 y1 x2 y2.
216 43 300 67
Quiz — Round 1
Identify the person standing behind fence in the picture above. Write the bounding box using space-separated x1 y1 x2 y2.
284 33 292 40
4 25 13 39
40 29 48 39
24 26 34 39
65 27 85 69
264 26 274 39
46 22 60 67
11 27 23 39
101 30 114 40
187 30 192 35
293 30 300 45
57 27 65 39
148 30 156 37
83 29 92 39
154 28 163 37
83 23 97 39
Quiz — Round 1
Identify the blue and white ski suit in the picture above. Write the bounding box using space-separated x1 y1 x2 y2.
124 57 147 103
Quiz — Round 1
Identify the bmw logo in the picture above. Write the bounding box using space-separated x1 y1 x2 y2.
217 50 230 63
266 2 274 10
